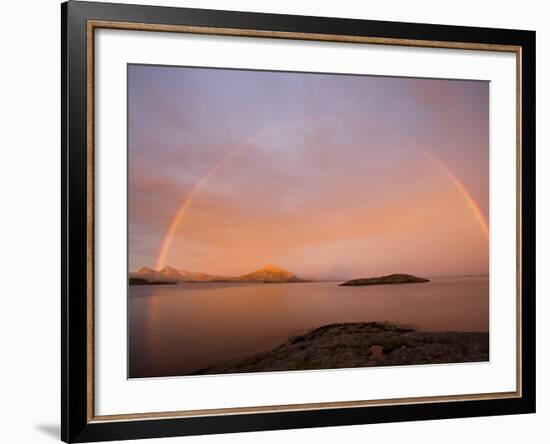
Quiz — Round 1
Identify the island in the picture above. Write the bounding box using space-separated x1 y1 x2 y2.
128 277 176 286
190 322 488 375
339 273 430 286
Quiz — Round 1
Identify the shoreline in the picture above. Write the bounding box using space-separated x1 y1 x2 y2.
191 322 489 376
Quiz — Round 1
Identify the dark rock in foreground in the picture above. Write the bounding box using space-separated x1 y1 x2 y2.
339 273 430 286
191 322 488 375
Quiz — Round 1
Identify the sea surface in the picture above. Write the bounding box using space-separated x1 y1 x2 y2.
128 276 489 378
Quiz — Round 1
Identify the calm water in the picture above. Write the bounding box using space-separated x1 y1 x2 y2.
128 276 489 378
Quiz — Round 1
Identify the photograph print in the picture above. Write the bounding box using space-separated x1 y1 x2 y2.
128 64 489 379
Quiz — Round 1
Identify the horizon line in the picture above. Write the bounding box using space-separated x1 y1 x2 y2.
131 264 488 280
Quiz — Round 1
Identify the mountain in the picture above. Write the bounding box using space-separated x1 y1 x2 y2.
232 264 306 283
131 266 164 282
130 264 307 284
158 265 185 282
188 271 228 282
135 266 158 279
339 274 430 286
131 266 226 283
175 269 229 282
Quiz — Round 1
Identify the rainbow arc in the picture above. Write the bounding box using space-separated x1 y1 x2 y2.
154 120 489 270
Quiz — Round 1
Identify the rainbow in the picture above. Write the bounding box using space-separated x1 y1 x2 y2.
154 121 489 270
154 143 246 270
154 120 308 270
420 148 489 238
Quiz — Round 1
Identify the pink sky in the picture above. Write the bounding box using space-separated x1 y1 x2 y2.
128 65 489 279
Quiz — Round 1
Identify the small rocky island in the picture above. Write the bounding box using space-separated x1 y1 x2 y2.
339 273 430 286
191 322 488 375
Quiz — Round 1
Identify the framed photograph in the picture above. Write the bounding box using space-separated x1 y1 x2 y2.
62 1 535 442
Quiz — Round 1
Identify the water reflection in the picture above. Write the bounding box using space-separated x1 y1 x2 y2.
128 277 488 378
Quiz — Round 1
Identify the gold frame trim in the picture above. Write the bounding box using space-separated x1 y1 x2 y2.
86 19 523 423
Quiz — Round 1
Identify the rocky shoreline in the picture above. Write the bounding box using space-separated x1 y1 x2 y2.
192 322 489 375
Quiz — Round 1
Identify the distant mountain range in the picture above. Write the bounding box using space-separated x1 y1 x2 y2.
130 264 307 284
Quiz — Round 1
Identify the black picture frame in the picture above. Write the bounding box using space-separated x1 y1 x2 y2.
62 1 536 442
